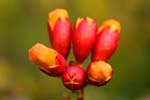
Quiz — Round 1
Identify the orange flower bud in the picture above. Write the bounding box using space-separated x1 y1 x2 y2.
48 8 72 58
72 17 98 64
92 19 121 62
29 43 67 76
86 61 113 86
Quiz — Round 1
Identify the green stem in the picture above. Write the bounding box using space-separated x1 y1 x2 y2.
77 89 84 100
63 92 70 100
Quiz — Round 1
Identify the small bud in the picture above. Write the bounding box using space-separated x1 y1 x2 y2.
48 8 72 58
92 19 120 62
86 61 113 86
72 17 98 64
62 66 86 90
69 60 76 66
29 43 67 77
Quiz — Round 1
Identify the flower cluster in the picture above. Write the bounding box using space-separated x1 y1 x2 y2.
29 8 121 90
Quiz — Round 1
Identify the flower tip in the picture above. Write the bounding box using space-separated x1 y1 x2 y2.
29 43 46 62
28 43 58 67
75 17 83 28
48 8 69 30
86 17 94 25
75 17 94 28
98 19 121 34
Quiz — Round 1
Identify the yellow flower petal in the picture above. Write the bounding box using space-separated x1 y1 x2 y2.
98 19 121 34
48 8 69 30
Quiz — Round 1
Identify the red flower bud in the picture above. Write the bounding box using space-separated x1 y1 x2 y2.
86 61 113 86
92 19 121 62
72 17 98 64
48 8 72 58
62 66 86 90
29 43 67 77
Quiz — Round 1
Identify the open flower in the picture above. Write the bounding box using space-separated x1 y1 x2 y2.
72 17 98 64
29 43 67 77
86 61 113 86
62 66 86 90
92 19 120 62
48 8 72 58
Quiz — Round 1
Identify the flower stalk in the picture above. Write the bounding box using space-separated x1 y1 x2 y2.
77 89 84 100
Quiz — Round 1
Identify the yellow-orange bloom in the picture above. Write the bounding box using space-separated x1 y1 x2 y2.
87 61 113 86
29 43 67 76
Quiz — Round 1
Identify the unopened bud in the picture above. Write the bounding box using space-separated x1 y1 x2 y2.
72 17 98 64
86 61 113 86
62 66 86 90
48 8 72 58
92 19 120 62
29 43 67 76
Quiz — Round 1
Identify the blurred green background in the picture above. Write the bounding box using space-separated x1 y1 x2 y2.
0 0 149 100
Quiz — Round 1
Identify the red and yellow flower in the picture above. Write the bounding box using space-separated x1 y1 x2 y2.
48 8 72 58
29 43 67 76
72 17 98 64
92 19 121 62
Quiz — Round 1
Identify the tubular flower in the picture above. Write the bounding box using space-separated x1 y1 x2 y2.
72 17 98 64
48 8 72 58
92 19 121 62
29 43 67 77
86 61 113 86
62 66 86 90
